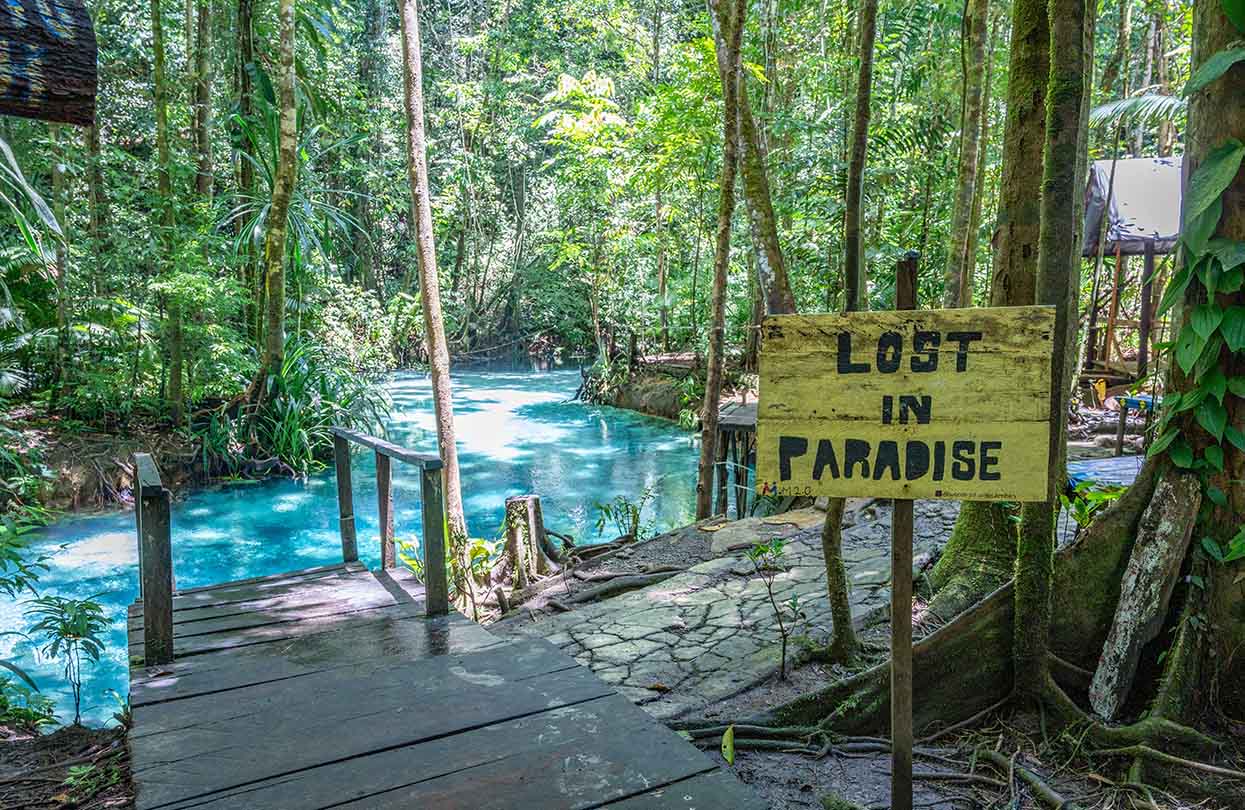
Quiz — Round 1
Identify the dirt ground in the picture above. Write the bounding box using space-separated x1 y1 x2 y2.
0 724 132 810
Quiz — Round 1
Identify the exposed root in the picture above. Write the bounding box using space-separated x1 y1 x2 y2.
1090 745 1245 781
977 748 1077 809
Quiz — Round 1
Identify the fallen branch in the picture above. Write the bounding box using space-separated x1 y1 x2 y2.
563 571 680 604
977 748 1077 809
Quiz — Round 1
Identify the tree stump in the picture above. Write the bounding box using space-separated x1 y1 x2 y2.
1089 474 1201 720
504 495 560 589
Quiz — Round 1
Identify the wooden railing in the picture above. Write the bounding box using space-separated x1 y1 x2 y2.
134 452 174 666
330 427 449 617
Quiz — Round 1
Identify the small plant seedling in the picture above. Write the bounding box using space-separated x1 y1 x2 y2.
25 595 108 726
747 540 806 680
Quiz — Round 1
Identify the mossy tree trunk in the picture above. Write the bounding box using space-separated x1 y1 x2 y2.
1014 0 1093 702
151 0 182 422
928 0 1047 621
262 0 298 373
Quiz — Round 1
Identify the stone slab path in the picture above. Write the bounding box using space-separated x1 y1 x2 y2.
494 501 959 720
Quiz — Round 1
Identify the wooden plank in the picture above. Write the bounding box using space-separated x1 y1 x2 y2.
131 635 584 737
131 644 613 809
149 695 739 810
600 769 767 809
167 561 362 599
0 0 98 126
756 306 1056 502
128 570 399 636
330 427 442 469
129 601 422 659
129 609 494 707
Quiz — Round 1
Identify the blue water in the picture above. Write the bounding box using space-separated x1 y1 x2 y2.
2 369 697 725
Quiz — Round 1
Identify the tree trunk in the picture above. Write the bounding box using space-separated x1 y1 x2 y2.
85 122 109 292
354 0 386 291
1099 0 1131 96
193 0 212 198
843 0 878 312
963 7 1000 302
236 0 258 343
151 0 183 422
399 0 468 548
943 0 988 308
262 0 298 372
1154 3 1174 156
51 125 69 399
1014 0 1093 701
695 0 745 521
1176 0 1245 719
928 0 1049 622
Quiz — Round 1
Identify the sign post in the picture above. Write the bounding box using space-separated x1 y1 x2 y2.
890 253 918 810
755 263 1055 810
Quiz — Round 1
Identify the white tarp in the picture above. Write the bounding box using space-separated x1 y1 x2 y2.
1082 156 1182 256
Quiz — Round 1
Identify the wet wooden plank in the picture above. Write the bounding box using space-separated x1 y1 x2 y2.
130 601 423 659
600 769 769 809
131 642 612 809
128 569 398 633
150 695 719 810
130 609 497 707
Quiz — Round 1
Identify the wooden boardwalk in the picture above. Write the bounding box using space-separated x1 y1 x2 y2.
126 559 763 809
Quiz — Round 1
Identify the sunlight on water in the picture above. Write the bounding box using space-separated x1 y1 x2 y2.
2 369 698 725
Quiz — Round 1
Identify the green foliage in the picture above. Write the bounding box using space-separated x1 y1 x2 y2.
25 595 108 725
1059 481 1126 537
594 486 656 541
0 674 56 731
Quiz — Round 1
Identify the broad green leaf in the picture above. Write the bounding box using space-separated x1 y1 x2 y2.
1204 367 1228 402
1191 303 1224 339
1225 528 1245 563
0 136 61 237
1202 535 1225 563
1183 140 1243 235
1195 334 1225 379
1207 237 1245 270
1157 262 1193 316
1179 385 1207 412
1170 439 1195 468
1175 325 1205 375
1184 197 1223 257
1230 377 1245 398
1227 425 1245 452
1197 399 1228 439
1148 427 1179 457
721 725 735 765
1222 306 1245 351
1183 46 1245 96
1220 266 1245 294
1224 0 1245 34
1206 448 1226 473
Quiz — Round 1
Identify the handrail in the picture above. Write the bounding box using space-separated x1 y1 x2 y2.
330 427 449 617
133 453 174 666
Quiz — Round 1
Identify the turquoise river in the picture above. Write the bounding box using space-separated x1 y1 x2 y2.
2 369 698 725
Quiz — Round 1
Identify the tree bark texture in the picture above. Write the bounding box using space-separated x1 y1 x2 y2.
943 0 988 309
843 0 878 313
1014 0 1093 701
695 0 745 520
193 0 212 197
399 0 468 543
262 0 298 371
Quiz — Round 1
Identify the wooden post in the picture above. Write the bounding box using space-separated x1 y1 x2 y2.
376 452 395 569
134 453 174 666
333 434 358 563
715 429 729 516
891 251 918 810
421 462 450 616
1137 242 1155 380
1116 402 1128 457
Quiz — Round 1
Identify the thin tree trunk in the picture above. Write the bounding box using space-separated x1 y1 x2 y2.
1099 0 1131 96
85 123 109 292
355 0 386 291
51 125 69 399
193 0 212 197
399 0 468 549
152 0 183 422
1154 3 1174 156
262 0 298 371
943 0 988 308
695 0 745 521
1015 0 1094 701
843 0 878 312
964 7 1000 298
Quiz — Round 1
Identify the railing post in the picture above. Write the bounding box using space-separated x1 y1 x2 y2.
376 452 395 569
333 434 358 563
134 453 174 666
420 462 449 616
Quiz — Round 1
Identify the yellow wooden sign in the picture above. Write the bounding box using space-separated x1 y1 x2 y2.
755 306 1056 502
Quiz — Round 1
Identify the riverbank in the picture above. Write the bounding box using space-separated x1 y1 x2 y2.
0 722 132 809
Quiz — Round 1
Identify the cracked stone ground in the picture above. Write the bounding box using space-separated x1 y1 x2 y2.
495 501 960 720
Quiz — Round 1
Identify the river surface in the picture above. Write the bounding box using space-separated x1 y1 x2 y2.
2 369 697 725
